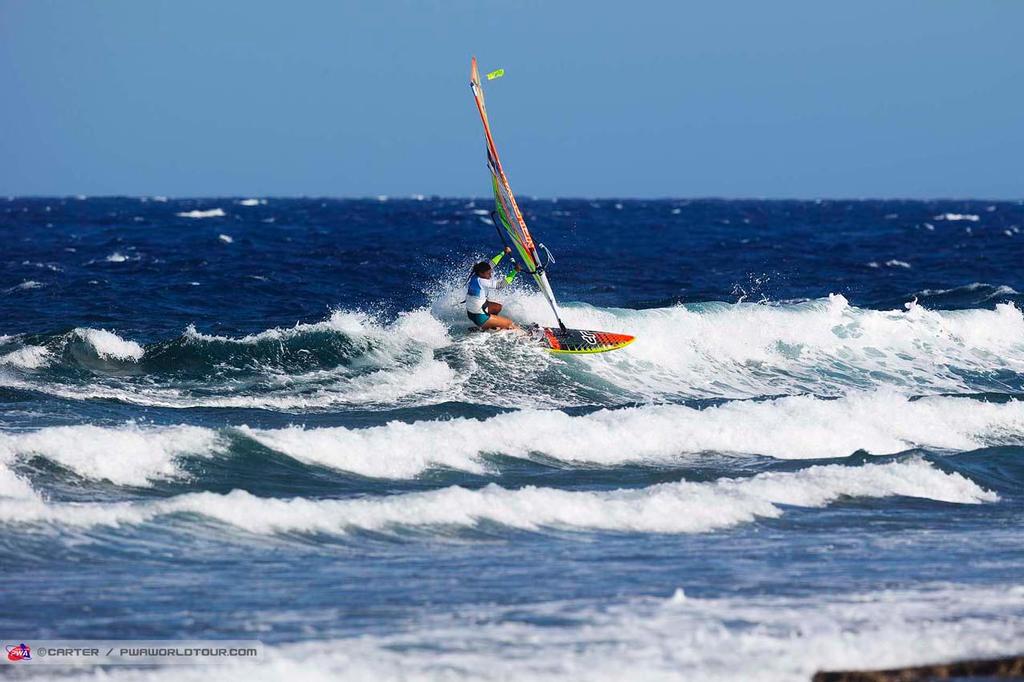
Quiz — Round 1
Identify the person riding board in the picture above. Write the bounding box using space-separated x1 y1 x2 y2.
466 246 522 330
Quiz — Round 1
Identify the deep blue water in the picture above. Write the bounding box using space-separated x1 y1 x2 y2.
1 197 1023 680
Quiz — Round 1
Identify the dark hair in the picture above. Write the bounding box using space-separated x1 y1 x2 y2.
472 261 492 276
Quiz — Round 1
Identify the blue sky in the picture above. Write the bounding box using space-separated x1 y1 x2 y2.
1 1 1021 198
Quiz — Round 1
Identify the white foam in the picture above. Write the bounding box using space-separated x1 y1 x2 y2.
7 280 44 291
10 295 1024 412
0 496 139 527
184 310 379 345
239 393 1024 476
181 309 450 358
885 259 911 268
197 357 456 411
241 415 491 479
14 311 459 411
183 312 454 406
0 393 1014 483
73 328 145 361
106 251 130 262
0 345 51 369
321 585 1024 681
0 459 994 534
934 213 980 222
0 376 194 411
21 260 62 272
24 583 1024 682
219 234 234 244
176 208 226 218
0 450 38 501
502 293 1024 402
238 198 266 206
0 424 223 486
915 282 1020 298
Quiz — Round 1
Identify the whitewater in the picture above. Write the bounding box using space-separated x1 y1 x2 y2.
2 197 1023 681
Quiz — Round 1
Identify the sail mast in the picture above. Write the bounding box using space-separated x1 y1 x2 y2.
470 57 566 331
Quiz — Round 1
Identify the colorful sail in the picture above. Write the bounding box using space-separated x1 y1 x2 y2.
469 57 566 331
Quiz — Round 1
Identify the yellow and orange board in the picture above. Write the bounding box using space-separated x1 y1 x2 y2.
541 328 636 354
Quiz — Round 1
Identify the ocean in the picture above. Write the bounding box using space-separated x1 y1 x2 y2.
2 196 1023 680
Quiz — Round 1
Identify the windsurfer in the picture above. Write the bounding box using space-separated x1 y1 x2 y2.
466 246 521 330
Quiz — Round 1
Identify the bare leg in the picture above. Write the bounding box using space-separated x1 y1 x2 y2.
480 315 518 331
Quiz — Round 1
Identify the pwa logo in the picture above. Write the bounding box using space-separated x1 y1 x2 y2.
6 642 31 661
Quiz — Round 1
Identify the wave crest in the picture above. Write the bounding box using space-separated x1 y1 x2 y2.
2 296 1024 410
0 459 995 536
2 393 1020 489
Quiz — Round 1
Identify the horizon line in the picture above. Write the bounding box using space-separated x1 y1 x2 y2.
5 195 1024 203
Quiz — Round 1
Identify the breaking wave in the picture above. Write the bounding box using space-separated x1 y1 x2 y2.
237 392 1024 478
0 459 996 536
1 294 1023 411
176 208 226 218
0 424 225 487
1 393 1020 483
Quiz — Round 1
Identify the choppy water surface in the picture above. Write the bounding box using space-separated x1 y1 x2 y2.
2 197 1023 680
